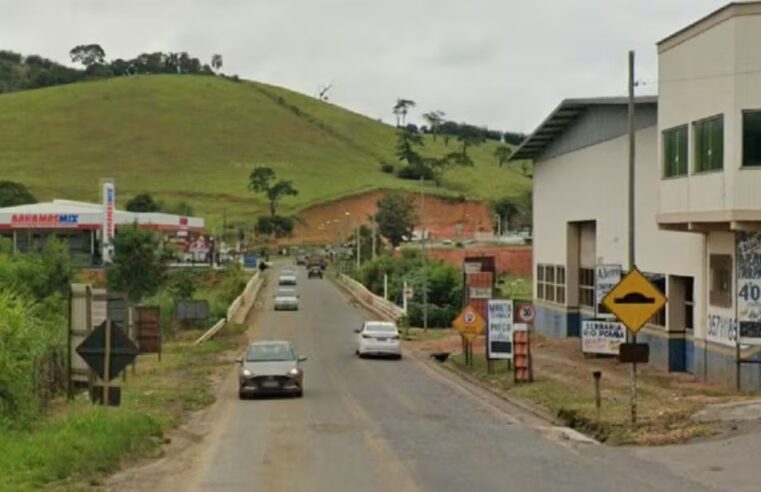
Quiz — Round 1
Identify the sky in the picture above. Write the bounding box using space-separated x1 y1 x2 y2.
0 0 732 133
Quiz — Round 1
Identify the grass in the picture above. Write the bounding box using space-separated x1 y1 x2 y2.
0 75 531 226
449 352 728 445
497 274 532 301
0 326 247 490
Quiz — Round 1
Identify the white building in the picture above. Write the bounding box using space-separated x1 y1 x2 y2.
511 2 761 388
0 199 205 264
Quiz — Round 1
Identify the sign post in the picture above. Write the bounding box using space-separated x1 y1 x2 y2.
452 305 486 367
101 180 116 264
602 268 666 425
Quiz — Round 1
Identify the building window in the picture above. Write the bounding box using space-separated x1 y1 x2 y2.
743 110 761 167
579 268 595 308
694 115 724 173
685 277 694 330
646 273 666 327
710 254 732 308
536 264 565 304
663 125 688 177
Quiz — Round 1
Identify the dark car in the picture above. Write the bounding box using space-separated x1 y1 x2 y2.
237 341 306 398
308 266 323 279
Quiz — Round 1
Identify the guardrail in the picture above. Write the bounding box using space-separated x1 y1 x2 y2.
195 271 264 345
335 274 405 322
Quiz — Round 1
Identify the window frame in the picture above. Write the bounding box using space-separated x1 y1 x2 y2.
536 263 565 305
662 125 689 178
742 109 761 168
693 114 724 174
578 267 595 308
709 254 733 308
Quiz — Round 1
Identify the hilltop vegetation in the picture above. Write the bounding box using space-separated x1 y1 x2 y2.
0 74 531 223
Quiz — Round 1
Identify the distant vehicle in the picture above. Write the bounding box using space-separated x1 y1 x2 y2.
296 255 307 266
355 321 402 359
274 289 299 310
308 266 323 279
441 239 454 246
237 341 306 398
278 272 297 286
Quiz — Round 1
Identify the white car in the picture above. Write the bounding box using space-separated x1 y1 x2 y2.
278 272 297 286
274 289 299 311
355 321 402 359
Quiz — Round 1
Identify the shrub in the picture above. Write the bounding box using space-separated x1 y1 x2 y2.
396 165 433 181
380 162 395 174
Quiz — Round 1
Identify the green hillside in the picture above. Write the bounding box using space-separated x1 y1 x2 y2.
0 75 530 223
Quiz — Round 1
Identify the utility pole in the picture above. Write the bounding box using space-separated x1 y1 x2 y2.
356 224 361 272
371 220 377 260
627 49 638 426
420 179 429 334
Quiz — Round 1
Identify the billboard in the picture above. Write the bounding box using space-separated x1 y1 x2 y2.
102 181 115 263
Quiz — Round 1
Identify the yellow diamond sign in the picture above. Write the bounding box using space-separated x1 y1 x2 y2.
602 269 666 334
452 304 486 343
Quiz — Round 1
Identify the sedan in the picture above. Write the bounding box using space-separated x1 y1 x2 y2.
355 321 402 359
237 341 306 398
278 272 297 286
274 290 299 311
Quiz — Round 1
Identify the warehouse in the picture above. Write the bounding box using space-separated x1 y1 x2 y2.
511 2 761 388
0 198 205 265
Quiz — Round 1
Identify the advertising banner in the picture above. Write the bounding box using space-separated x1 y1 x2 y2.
737 232 761 345
102 181 115 263
487 300 513 359
595 264 622 318
581 320 626 355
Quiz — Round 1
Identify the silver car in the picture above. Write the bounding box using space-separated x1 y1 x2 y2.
274 288 299 310
278 272 297 286
237 341 306 398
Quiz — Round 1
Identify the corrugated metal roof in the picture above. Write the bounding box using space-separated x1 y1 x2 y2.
509 96 657 162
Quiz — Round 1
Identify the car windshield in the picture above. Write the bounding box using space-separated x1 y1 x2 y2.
365 323 397 333
246 343 296 362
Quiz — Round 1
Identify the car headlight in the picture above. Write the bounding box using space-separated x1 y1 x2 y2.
242 369 253 377
288 368 299 376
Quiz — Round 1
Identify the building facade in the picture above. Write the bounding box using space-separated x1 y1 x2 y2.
512 2 761 389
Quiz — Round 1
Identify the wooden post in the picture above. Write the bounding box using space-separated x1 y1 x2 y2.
103 319 111 406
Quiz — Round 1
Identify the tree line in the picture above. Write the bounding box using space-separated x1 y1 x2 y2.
0 45 226 94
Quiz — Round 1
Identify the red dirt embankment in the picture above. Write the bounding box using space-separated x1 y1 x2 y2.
427 247 532 276
290 190 493 244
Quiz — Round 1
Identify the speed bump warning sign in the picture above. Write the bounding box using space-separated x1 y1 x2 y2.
602 269 666 334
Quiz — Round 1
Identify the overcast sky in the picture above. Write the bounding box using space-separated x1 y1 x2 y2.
0 0 731 133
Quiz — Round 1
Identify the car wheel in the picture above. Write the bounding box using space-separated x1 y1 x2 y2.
238 391 246 400
296 390 304 398
396 354 403 360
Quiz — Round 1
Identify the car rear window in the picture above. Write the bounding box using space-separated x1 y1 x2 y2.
364 323 397 333
246 343 295 361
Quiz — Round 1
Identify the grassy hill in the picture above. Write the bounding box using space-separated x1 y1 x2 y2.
0 75 530 224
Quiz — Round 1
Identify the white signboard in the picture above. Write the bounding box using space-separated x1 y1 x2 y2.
464 262 481 274
581 320 626 355
595 264 622 318
469 286 493 299
737 232 761 345
487 300 513 359
102 181 116 264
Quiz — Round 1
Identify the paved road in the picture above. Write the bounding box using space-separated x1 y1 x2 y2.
115 266 725 492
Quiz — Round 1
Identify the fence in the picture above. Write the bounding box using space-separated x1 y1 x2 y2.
195 271 264 345
335 274 405 322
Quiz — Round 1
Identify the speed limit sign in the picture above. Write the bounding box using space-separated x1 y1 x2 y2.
517 304 536 323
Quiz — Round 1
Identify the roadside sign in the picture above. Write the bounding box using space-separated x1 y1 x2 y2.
595 264 622 318
618 343 650 363
469 286 492 299
403 287 414 299
76 321 140 381
452 304 486 343
487 300 513 359
602 269 666 334
517 304 536 323
581 320 625 355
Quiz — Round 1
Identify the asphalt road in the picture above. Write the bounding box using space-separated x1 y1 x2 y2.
115 266 725 492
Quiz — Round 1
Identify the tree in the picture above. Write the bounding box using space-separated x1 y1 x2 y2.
422 111 446 142
375 191 416 247
395 128 425 167
0 181 36 207
125 193 161 212
248 167 299 217
494 145 513 167
392 98 416 127
107 226 168 303
254 215 294 238
457 124 487 159
493 198 519 232
69 44 106 68
211 54 223 72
